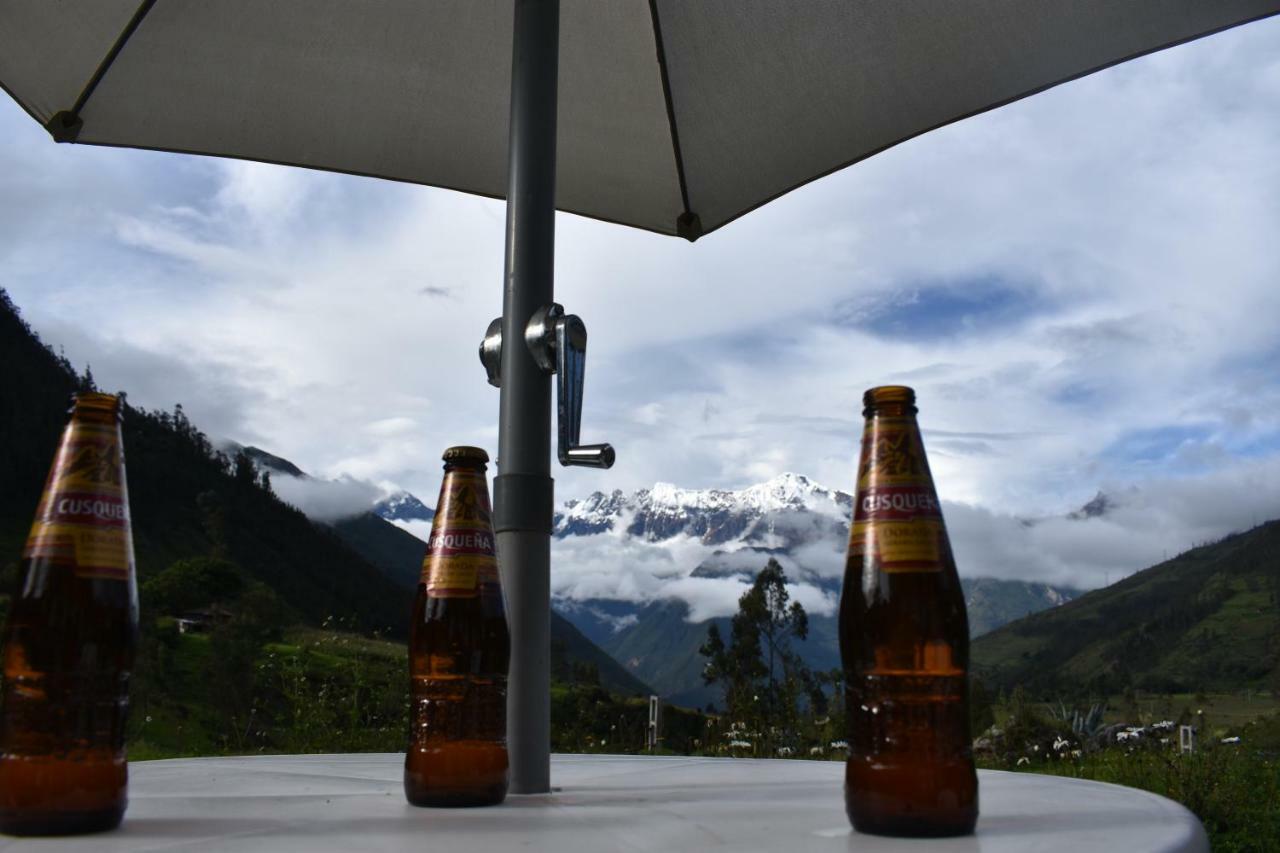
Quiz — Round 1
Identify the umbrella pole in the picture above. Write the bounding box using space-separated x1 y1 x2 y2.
496 0 559 795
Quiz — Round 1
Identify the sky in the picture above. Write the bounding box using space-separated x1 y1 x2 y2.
3 18 1280 602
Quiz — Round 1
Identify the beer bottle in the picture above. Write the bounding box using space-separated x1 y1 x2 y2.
0 393 139 835
404 446 509 807
840 386 977 836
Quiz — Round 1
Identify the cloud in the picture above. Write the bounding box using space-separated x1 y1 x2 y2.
550 527 717 602
27 315 270 444
390 518 434 543
790 537 846 580
941 451 1280 588
269 475 382 523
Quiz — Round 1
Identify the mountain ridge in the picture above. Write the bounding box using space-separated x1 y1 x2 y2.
972 520 1280 695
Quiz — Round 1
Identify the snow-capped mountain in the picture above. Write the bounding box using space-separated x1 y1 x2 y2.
374 490 434 523
555 472 852 545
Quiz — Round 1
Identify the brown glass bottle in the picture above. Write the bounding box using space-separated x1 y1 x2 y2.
0 393 139 836
404 446 509 807
840 386 977 837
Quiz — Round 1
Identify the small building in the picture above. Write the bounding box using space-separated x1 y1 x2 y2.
176 607 234 634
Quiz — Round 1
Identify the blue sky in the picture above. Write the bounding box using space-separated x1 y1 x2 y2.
3 17 1280 596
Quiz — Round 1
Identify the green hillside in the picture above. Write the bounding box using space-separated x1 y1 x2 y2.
973 520 1280 696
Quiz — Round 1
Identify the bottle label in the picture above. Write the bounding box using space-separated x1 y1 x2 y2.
22 422 132 580
421 469 500 599
850 418 946 573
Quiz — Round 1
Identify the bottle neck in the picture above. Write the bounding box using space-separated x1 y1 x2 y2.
70 409 120 428
864 402 917 421
443 462 487 474
70 392 123 426
432 464 494 531
857 408 935 492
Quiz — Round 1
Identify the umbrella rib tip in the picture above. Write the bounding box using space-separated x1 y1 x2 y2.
676 212 703 242
44 111 83 143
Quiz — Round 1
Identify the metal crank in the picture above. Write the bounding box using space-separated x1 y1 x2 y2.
480 304 615 469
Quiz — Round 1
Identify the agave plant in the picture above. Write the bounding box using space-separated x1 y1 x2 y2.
1049 701 1108 738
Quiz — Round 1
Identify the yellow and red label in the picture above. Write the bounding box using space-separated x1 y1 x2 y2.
421 469 502 599
22 421 133 581
848 418 947 573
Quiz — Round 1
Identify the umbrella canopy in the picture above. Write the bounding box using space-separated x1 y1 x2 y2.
2 1 1276 241
4 0 1278 798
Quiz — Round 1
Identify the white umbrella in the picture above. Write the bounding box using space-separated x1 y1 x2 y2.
3 0 1276 792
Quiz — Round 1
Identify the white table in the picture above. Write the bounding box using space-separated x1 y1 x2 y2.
0 754 1207 852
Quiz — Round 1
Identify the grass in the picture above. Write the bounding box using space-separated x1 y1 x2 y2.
982 698 1280 853
987 692 1280 736
982 742 1279 853
1105 690 1280 730
129 623 408 759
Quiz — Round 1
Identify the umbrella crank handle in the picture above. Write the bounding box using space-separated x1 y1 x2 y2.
550 311 615 469
477 305 615 469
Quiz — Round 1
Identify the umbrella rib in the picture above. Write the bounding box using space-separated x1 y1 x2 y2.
45 0 160 142
647 0 700 241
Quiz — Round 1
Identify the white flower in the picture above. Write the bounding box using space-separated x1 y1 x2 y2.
1016 757 1030 766
1053 737 1070 752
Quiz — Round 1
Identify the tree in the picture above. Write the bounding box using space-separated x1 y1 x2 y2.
970 675 995 735
700 559 812 752
232 449 258 488
141 556 246 616
78 363 97 393
196 490 230 558
207 580 286 748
